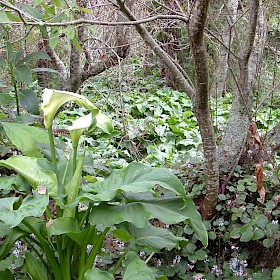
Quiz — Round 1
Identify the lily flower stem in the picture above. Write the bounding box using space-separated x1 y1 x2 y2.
112 252 126 276
22 220 62 280
48 127 57 166
73 144 78 175
78 227 110 280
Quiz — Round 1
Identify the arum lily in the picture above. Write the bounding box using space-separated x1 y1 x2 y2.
66 112 113 173
42 89 100 165
42 89 99 130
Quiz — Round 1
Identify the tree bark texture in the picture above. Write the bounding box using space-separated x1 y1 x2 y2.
38 0 134 92
189 0 219 220
211 0 239 97
116 0 195 99
217 0 265 173
117 0 219 219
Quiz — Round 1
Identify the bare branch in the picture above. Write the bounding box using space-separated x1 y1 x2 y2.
116 0 195 98
0 1 189 26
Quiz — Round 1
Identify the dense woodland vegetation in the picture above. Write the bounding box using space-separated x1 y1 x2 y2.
0 0 280 279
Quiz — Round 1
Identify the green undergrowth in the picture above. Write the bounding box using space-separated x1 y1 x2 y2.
1 72 280 279
49 75 280 279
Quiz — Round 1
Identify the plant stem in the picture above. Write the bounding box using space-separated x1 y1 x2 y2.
73 144 77 175
64 239 73 280
78 227 110 280
78 226 95 275
78 204 92 228
4 28 20 116
22 220 62 280
112 252 126 276
145 252 155 264
23 237 52 278
48 127 57 166
11 70 20 116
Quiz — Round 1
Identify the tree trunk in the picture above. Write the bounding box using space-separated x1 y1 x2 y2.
211 0 239 97
38 0 134 92
218 0 266 173
117 0 219 219
189 0 219 220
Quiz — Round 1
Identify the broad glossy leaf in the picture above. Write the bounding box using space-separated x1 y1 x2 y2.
90 194 207 247
82 162 187 203
2 122 49 157
66 228 96 247
0 93 14 105
0 222 11 238
118 222 184 251
0 192 48 228
0 156 58 200
14 64 33 84
0 176 17 192
177 196 208 247
90 203 151 228
25 252 48 280
42 89 99 129
18 217 46 236
84 268 114 280
123 251 155 280
0 197 20 211
14 49 24 64
5 12 22 22
47 217 79 237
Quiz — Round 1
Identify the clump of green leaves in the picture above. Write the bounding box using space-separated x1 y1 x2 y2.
0 88 207 280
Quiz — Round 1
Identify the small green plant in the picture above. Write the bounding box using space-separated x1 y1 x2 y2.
0 28 53 116
0 89 207 279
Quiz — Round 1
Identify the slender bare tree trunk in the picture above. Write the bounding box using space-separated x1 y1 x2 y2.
211 0 239 97
117 0 219 219
38 0 134 92
189 0 219 219
218 0 264 172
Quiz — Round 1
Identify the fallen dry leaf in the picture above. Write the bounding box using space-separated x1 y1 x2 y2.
46 218 53 228
258 186 266 203
250 122 262 145
193 274 205 280
256 163 264 191
37 185 47 195
256 160 265 203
